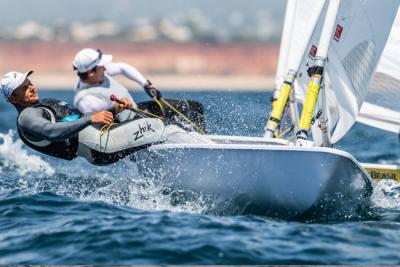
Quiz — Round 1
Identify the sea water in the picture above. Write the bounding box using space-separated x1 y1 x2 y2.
0 90 399 264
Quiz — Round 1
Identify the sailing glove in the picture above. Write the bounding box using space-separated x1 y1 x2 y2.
144 80 161 100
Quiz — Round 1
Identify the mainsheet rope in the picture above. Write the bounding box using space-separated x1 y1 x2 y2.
100 96 205 136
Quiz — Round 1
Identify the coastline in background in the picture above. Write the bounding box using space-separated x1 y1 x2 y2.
0 41 278 91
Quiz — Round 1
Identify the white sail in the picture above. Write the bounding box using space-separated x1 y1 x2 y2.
274 0 327 91
274 0 296 91
293 0 399 143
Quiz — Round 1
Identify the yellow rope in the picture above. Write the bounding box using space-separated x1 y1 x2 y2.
106 98 204 136
100 104 164 136
98 122 118 151
131 106 163 119
276 125 294 139
99 104 163 138
153 98 165 116
160 98 206 134
100 122 117 137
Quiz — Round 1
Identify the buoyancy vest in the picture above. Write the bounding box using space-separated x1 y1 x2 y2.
17 98 82 160
74 74 136 104
74 75 137 122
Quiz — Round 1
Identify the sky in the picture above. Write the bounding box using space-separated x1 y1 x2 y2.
0 0 286 27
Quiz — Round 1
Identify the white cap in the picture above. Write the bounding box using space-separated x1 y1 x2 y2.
0 70 33 99
73 48 112 73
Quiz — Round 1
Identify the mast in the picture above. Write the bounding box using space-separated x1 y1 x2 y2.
296 0 341 144
264 0 326 138
318 77 332 147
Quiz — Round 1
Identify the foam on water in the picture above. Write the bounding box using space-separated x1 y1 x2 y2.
0 136 207 215
0 131 54 177
371 179 400 209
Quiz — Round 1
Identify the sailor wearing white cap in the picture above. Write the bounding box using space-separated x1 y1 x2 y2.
1 70 34 101
72 48 161 122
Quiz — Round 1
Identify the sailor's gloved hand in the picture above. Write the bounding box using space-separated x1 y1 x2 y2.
144 80 161 100
91 110 114 126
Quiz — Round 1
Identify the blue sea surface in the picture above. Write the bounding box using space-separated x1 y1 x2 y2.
0 90 399 264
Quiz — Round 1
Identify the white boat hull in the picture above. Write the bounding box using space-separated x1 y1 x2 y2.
135 137 373 219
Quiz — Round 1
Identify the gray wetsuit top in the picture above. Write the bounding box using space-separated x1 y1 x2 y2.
16 99 92 160
18 107 91 142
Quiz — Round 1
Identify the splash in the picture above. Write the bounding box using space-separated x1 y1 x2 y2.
21 156 208 214
81 173 209 214
0 129 207 214
371 179 400 209
0 130 55 176
126 179 210 214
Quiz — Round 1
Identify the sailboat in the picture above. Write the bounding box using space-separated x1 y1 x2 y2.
134 0 399 219
269 0 400 181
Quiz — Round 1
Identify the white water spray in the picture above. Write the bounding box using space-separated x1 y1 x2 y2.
0 130 55 176
371 179 400 209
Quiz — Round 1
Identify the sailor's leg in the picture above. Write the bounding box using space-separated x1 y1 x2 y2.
78 118 165 154
77 141 150 166
76 117 212 165
76 118 166 165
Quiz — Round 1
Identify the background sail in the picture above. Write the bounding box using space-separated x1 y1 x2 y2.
373 7 400 92
293 0 399 144
358 8 400 134
358 102 400 133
